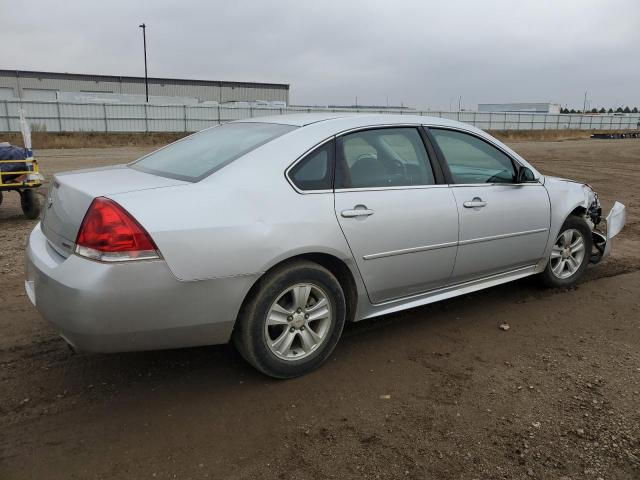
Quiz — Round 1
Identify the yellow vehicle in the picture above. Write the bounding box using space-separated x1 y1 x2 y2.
0 155 42 219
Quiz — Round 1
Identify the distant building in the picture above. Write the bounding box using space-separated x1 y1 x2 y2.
0 69 289 105
478 103 561 114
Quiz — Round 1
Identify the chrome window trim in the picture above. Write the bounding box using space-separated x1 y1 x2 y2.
448 182 542 188
290 188 334 194
362 227 548 261
336 184 450 193
333 182 541 193
335 123 423 136
285 122 540 195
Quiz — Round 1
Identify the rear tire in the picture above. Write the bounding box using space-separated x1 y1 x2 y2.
540 215 592 288
20 189 41 219
233 260 346 378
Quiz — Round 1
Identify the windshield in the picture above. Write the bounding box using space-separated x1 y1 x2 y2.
130 122 297 181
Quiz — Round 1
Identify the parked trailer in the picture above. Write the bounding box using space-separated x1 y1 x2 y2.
0 144 42 219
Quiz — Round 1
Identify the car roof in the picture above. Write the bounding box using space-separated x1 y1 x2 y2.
235 112 465 129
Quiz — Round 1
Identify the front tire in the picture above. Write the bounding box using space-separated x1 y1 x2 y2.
540 215 592 288
233 260 346 378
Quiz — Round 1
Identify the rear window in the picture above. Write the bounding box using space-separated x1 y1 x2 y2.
130 122 297 181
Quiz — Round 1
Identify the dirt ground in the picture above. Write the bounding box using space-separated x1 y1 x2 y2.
1 139 639 480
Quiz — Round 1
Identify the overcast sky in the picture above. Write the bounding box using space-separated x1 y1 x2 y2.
2 0 639 110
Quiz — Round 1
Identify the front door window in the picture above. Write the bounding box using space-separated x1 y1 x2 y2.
430 128 516 184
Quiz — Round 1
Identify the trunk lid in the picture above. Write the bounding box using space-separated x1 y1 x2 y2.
41 165 187 257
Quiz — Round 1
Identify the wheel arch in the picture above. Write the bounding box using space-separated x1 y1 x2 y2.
568 204 587 218
536 199 592 273
553 202 589 239
235 252 360 333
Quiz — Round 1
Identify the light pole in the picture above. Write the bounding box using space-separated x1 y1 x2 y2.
139 23 149 103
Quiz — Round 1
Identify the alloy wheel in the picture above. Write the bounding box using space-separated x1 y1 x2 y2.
550 228 586 279
264 283 332 361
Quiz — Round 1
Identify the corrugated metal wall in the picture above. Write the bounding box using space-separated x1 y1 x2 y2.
0 70 289 103
0 100 638 133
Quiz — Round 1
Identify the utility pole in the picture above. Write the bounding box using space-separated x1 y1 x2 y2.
458 96 462 111
583 90 587 113
139 23 149 103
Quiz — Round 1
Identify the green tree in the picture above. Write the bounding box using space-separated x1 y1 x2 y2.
569 109 576 113
599 108 606 113
623 106 631 113
608 108 614 113
616 107 623 113
633 107 639 113
591 108 598 113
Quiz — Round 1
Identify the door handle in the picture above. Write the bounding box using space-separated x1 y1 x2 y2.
463 198 487 208
341 207 374 218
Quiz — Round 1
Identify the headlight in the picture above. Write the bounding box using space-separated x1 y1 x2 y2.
585 185 602 225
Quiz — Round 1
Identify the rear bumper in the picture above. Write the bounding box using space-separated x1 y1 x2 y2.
25 223 257 353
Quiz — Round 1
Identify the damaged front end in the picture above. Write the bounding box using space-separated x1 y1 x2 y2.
584 188 626 264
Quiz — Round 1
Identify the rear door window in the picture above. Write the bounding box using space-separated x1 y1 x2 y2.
336 128 435 189
131 122 297 182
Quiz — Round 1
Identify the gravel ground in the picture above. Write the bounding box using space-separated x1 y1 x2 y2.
1 139 639 479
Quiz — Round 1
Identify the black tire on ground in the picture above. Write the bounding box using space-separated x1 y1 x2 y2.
539 215 593 288
20 189 41 219
0 191 3 206
233 260 346 378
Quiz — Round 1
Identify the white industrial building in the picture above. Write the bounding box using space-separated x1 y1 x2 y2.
0 69 289 105
478 103 561 114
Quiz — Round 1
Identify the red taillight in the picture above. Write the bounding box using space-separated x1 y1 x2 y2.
75 197 159 262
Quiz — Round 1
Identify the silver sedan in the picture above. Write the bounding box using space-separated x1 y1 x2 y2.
25 114 626 377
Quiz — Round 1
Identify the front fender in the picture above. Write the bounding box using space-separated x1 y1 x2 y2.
539 177 626 271
536 178 596 272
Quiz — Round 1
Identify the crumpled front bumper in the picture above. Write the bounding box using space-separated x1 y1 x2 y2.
592 201 626 262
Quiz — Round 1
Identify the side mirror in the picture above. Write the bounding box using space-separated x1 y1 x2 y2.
517 167 536 183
